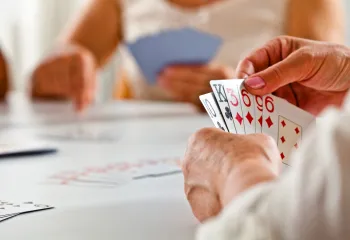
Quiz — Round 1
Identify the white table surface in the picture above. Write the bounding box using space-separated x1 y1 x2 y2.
0 94 213 239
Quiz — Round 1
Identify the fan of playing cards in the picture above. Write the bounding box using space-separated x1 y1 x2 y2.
200 79 315 165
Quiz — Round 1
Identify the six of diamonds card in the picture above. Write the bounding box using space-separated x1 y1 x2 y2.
201 79 315 166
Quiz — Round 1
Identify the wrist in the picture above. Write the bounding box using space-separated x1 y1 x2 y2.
219 158 279 207
54 42 99 70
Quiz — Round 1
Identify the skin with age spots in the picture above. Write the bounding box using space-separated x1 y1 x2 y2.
182 128 280 222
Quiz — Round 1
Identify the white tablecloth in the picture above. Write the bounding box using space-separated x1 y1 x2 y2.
0 94 212 239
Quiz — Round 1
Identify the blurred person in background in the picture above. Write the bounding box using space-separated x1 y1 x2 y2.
0 49 9 100
30 0 344 111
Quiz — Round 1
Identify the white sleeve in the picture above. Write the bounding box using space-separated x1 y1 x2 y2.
197 106 350 240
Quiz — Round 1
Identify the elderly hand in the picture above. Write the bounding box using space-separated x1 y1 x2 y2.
237 36 350 115
158 64 234 110
31 44 97 112
182 128 281 222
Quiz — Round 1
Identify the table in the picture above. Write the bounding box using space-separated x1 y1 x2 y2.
0 93 213 239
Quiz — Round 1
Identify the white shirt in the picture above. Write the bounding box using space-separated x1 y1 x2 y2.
119 0 287 100
197 91 350 239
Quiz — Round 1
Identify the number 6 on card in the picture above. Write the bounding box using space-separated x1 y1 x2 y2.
262 94 277 140
237 82 256 134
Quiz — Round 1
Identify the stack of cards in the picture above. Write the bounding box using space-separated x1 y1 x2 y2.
0 200 54 222
200 79 315 165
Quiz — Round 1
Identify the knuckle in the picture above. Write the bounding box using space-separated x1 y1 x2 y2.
188 128 214 147
251 133 275 145
270 66 284 82
184 128 217 171
274 35 290 46
298 47 315 61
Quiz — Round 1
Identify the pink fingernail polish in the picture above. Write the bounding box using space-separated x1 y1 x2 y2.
244 77 265 89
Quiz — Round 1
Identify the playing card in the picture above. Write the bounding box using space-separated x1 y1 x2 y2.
200 93 229 132
262 93 277 138
42 127 119 142
277 116 302 165
235 80 256 134
0 214 17 222
262 95 315 163
254 95 264 133
0 143 57 158
45 160 182 188
127 27 223 84
131 163 181 180
0 201 53 216
210 80 237 133
46 168 132 187
222 80 245 134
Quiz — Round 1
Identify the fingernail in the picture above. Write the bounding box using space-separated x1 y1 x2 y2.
244 77 265 89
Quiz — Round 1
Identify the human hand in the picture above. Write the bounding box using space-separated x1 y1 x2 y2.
182 128 280 222
236 36 350 115
31 44 97 112
158 64 234 110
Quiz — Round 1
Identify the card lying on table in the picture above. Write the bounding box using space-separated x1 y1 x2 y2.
201 79 315 166
0 142 57 158
127 27 223 84
0 200 54 222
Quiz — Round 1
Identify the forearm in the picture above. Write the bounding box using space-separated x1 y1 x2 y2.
58 0 122 67
286 0 345 43
0 50 9 99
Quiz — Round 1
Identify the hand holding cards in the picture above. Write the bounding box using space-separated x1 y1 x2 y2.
127 27 223 84
200 79 315 165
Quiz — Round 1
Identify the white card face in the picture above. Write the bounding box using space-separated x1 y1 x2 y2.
223 81 246 134
0 201 53 216
265 96 315 164
262 94 279 140
199 93 229 132
0 214 17 222
210 80 237 133
236 81 256 134
254 95 264 133
48 171 131 187
277 116 302 165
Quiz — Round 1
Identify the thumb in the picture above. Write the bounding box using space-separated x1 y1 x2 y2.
243 49 313 95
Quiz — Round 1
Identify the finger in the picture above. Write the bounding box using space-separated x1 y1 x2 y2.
243 48 318 96
164 64 234 81
235 36 305 78
235 60 253 79
159 74 211 103
195 64 234 79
